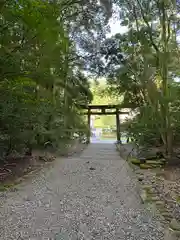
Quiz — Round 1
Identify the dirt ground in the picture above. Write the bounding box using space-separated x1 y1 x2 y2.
0 141 87 185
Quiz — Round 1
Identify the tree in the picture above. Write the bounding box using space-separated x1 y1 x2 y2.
90 80 120 129
0 0 111 159
94 0 180 158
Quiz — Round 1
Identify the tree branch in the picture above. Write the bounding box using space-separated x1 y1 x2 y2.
136 0 160 54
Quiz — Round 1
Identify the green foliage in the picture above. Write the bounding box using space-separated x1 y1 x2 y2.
90 80 122 129
97 0 180 156
0 0 111 159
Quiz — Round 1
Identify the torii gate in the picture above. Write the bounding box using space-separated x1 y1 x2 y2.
80 104 130 143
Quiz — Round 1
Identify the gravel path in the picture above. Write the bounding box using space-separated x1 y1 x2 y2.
0 144 166 239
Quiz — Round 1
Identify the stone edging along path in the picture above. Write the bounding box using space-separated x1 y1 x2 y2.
115 142 180 239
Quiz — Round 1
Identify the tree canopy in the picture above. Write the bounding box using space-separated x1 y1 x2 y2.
2 0 180 161
90 0 180 158
0 0 112 158
90 80 121 128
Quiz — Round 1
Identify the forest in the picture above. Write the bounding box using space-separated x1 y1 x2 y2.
1 0 180 164
2 0 180 234
99 0 180 162
0 0 109 160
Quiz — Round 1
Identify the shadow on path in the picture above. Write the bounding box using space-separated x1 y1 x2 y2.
0 143 169 239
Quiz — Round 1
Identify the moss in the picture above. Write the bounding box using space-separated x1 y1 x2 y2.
170 219 180 231
0 185 7 192
0 183 16 192
148 195 159 202
145 155 158 160
155 200 165 206
146 160 164 165
176 196 180 203
129 157 141 165
140 164 153 169
142 185 152 191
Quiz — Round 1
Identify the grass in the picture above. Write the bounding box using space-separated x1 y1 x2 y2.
99 135 129 143
0 183 16 192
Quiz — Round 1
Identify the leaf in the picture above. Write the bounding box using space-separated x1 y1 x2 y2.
121 19 129 26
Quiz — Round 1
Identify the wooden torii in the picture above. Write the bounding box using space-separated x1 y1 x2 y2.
80 104 130 143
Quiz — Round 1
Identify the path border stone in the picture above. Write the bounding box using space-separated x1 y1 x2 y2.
115 142 179 240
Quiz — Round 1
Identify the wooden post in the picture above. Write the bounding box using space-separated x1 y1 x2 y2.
116 108 121 142
87 108 91 143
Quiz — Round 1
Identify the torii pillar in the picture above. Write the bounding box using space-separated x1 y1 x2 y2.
116 108 121 142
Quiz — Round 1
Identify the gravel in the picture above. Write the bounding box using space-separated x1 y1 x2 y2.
0 143 169 239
